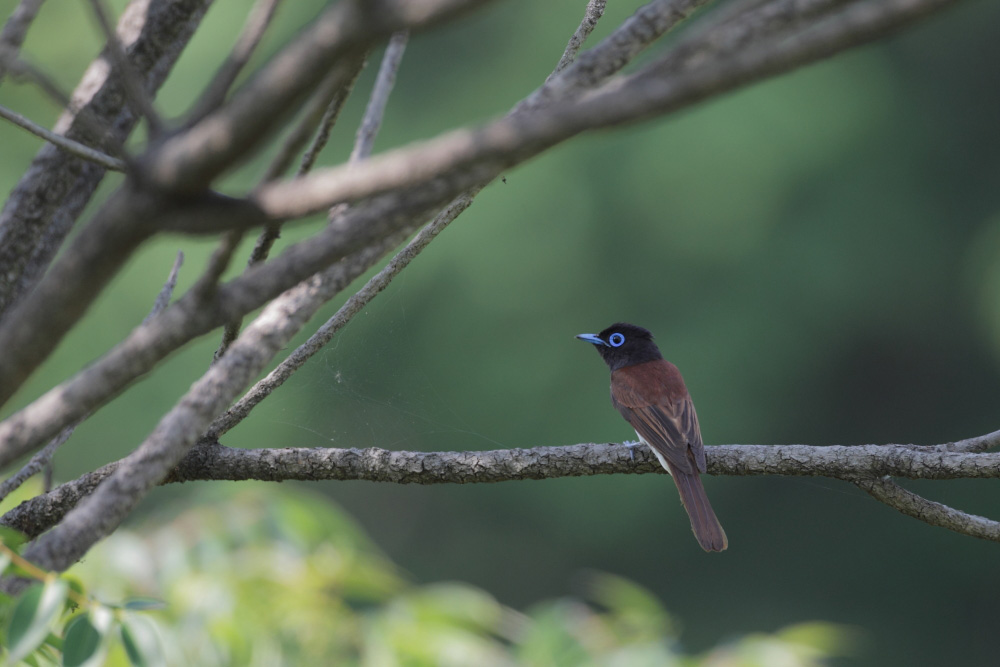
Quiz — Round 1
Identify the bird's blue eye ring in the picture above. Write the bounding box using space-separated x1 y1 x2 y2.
608 333 625 347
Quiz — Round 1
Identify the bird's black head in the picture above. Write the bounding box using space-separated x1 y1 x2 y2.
575 322 663 371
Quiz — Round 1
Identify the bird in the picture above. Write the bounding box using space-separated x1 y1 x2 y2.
576 322 727 552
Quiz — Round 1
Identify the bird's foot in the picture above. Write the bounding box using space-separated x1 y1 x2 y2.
624 441 642 462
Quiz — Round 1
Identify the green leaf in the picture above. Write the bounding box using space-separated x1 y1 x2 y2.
0 551 12 576
6 579 69 664
119 614 164 667
122 598 166 612
62 615 103 667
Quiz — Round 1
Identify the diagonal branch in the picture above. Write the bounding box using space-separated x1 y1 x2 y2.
0 103 127 171
0 0 213 320
0 0 46 82
350 31 409 163
209 189 481 436
85 0 165 135
143 0 498 193
213 0 612 435
188 0 284 122
549 0 607 76
256 0 961 220
0 251 184 503
0 0 962 472
850 475 1000 542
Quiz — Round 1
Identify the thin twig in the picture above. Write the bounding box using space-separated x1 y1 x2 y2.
1 56 125 157
550 0 607 77
214 52 370 361
0 0 46 82
0 251 185 502
0 103 126 171
84 0 164 135
219 30 406 359
197 231 243 303
0 0 962 472
213 0 613 433
188 0 284 123
144 251 185 324
295 54 370 177
0 428 72 504
260 51 369 184
350 31 409 163
210 188 481 436
851 475 1000 542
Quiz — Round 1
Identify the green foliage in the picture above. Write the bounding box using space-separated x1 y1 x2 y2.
9 485 841 667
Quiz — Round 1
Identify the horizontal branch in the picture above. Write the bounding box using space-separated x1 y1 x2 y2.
167 440 1000 484
6 435 1000 542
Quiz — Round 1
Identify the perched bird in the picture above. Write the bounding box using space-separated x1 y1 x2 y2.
576 323 727 552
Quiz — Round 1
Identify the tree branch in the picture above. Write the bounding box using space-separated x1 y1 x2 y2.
212 0 605 434
187 0 284 122
0 0 213 319
550 0 607 76
256 0 960 221
0 103 127 171
350 31 408 163
0 250 185 503
850 476 1000 542
0 0 959 470
0 0 46 82
85 0 164 135
142 0 497 193
209 190 481 437
7 436 1000 544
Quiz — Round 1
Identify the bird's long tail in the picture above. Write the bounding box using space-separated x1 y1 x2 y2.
667 464 728 552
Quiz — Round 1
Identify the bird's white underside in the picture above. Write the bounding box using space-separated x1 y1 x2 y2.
636 432 671 475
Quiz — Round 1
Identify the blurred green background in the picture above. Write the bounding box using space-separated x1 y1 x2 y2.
2 0 1000 664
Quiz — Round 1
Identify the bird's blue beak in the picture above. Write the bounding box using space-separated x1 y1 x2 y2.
575 333 607 346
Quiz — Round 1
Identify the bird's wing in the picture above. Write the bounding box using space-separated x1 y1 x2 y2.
611 368 705 475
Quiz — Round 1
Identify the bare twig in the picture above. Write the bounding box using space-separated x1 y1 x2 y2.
0 104 127 171
0 0 46 82
0 428 72 504
0 56 123 155
522 0 711 112
0 0 212 319
550 0 607 76
256 0 960 220
18 231 412 575
350 31 409 163
144 251 185 323
144 0 498 193
645 0 855 77
851 475 1000 542
211 189 481 436
188 0 283 122
294 56 370 177
0 250 186 503
213 0 607 433
0 0 964 475
216 33 405 360
260 51 369 184
196 231 243 302
85 0 164 135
